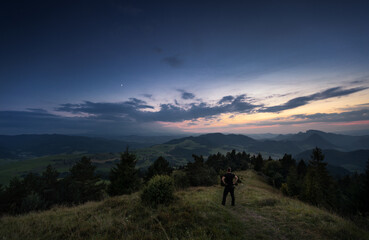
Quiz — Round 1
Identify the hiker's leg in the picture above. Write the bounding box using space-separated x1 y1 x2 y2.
230 187 235 206
222 187 229 205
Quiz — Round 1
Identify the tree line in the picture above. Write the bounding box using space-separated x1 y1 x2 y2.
257 147 369 217
1 147 368 218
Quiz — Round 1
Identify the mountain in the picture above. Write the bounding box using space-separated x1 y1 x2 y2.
1 131 368 184
1 170 368 240
0 134 144 160
166 133 257 148
294 149 369 173
136 131 369 174
273 130 369 151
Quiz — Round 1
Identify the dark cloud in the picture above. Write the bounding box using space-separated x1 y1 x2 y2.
177 89 195 100
218 95 234 104
2 86 366 135
57 98 154 118
291 109 369 123
56 94 258 123
0 110 173 135
227 109 369 128
261 87 367 113
162 55 183 68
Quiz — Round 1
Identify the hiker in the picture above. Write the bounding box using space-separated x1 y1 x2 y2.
221 167 238 206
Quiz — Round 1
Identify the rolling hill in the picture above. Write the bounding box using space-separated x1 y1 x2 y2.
1 170 368 240
1 131 368 185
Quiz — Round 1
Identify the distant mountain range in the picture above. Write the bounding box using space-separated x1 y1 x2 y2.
0 130 368 178
136 130 369 174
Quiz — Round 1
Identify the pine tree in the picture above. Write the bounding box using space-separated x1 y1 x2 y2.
41 165 59 204
297 159 307 178
279 154 296 178
364 158 369 213
254 153 264 172
186 154 217 186
145 156 172 181
301 147 334 208
286 166 300 196
108 149 140 196
66 156 105 203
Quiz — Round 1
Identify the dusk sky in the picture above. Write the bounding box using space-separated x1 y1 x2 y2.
1 0 369 136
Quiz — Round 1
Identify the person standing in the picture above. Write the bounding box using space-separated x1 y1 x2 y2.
221 167 238 206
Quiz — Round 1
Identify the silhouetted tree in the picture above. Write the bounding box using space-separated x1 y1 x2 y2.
254 153 264 172
297 159 307 178
186 154 217 186
206 152 226 172
4 177 25 213
41 165 59 204
145 156 172 181
301 147 335 208
364 159 369 213
108 149 140 196
263 160 283 188
63 157 105 203
279 154 296 178
286 166 300 196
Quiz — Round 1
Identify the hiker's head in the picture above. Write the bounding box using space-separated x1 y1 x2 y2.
227 167 231 173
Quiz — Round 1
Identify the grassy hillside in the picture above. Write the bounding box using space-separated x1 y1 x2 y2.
1 170 368 240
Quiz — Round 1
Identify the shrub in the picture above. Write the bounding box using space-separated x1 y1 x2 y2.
20 192 45 213
280 183 289 196
172 170 189 189
141 175 175 207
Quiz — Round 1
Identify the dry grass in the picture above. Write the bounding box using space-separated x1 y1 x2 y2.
1 170 368 240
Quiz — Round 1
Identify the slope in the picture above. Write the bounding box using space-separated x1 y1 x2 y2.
1 171 368 240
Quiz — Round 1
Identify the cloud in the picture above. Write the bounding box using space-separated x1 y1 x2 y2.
177 89 195 100
56 94 258 123
218 95 234 104
291 109 369 123
0 110 174 135
162 55 183 67
225 109 369 128
261 87 367 113
2 85 366 135
57 98 154 117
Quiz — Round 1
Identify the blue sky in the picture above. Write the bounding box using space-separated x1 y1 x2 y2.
1 0 369 136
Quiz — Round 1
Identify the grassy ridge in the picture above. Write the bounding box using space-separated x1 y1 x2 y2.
1 171 368 240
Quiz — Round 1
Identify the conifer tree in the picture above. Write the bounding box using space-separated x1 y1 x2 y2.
186 154 217 186
66 156 105 203
364 158 369 213
254 153 264 171
108 149 140 196
145 156 172 181
301 147 334 207
297 159 307 178
286 166 300 196
41 165 59 204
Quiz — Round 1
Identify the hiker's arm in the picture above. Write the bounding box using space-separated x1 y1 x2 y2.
233 175 238 184
221 176 226 185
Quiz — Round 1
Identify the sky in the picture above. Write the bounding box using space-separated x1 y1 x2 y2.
1 0 369 136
